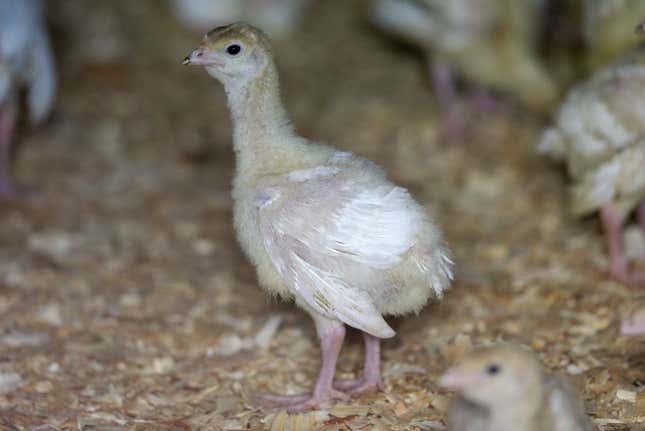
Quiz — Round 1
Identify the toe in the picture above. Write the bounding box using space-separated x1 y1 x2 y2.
348 382 381 396
286 399 319 413
259 389 350 412
333 378 362 391
334 377 384 395
257 392 311 405
329 389 351 401
284 390 350 413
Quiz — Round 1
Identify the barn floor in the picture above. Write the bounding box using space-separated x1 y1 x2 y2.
2 1 645 430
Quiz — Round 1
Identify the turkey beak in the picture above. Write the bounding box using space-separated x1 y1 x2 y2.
439 367 478 390
183 46 222 67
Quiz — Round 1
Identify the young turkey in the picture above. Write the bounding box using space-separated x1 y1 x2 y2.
183 22 453 412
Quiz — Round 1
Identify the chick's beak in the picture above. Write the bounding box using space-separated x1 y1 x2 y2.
182 46 222 67
439 367 478 390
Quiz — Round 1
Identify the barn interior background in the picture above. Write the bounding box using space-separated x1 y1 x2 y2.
1 1 644 430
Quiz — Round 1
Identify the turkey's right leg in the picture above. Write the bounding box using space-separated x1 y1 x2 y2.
601 206 645 284
0 108 16 200
431 61 464 141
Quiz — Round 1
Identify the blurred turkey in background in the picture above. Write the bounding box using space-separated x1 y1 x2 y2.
370 0 558 112
0 0 56 199
583 0 645 69
169 0 312 39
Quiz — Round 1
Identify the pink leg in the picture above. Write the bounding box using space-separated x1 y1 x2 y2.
258 323 350 412
602 207 629 282
334 332 384 395
471 88 502 115
0 109 16 200
431 61 464 141
601 207 645 284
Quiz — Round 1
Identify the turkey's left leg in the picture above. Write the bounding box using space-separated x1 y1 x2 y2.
334 332 384 395
0 107 16 200
431 60 465 141
601 206 645 284
257 315 349 412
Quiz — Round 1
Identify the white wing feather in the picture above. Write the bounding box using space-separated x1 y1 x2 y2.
257 163 423 338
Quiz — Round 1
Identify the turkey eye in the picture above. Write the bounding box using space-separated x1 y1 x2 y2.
486 364 501 376
226 44 241 56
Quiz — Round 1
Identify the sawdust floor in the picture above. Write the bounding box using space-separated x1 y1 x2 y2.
2 1 645 430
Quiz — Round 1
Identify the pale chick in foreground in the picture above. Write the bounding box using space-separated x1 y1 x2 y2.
0 0 56 199
169 0 311 39
440 344 596 431
370 0 558 130
583 0 645 69
183 23 453 412
539 45 645 285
